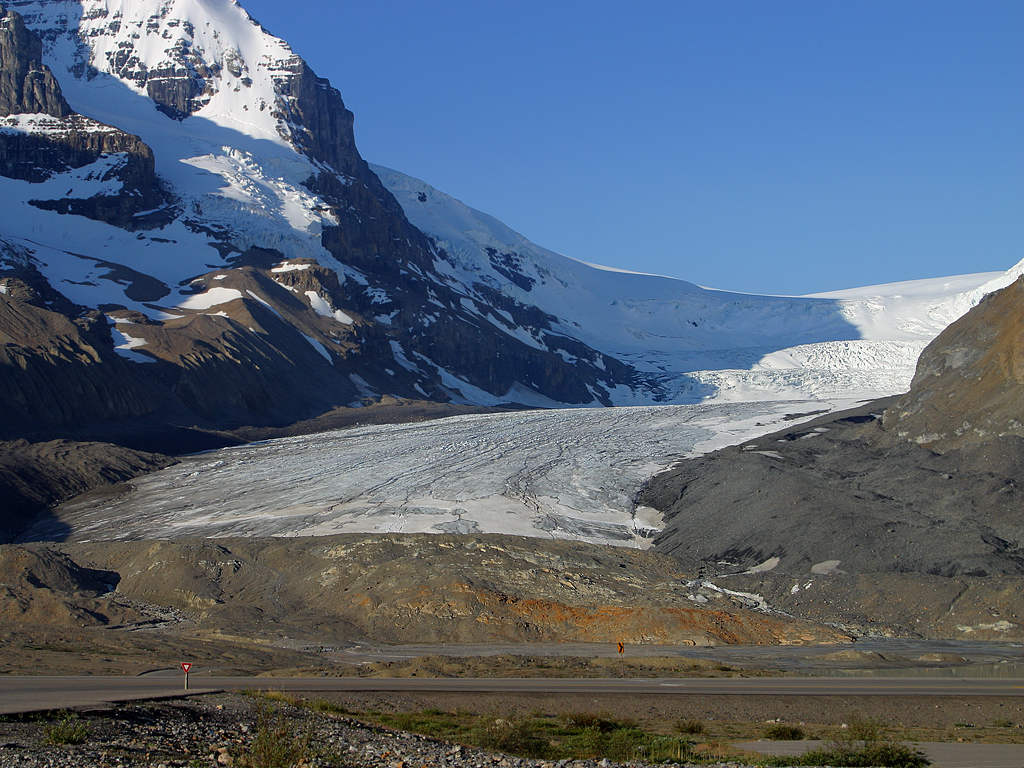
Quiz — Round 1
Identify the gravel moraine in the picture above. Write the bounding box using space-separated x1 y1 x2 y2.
0 693 774 768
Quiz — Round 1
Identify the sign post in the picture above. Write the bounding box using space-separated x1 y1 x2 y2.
617 642 624 655
181 662 193 690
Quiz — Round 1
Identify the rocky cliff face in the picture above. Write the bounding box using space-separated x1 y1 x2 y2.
0 5 166 228
0 271 166 432
0 5 69 116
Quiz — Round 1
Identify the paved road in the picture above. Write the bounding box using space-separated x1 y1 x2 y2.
738 739 1024 768
3 675 1024 714
334 639 1024 675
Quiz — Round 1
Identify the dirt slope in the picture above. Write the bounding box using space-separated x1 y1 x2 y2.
0 535 843 662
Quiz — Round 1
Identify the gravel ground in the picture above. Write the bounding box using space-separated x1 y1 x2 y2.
0 693 763 768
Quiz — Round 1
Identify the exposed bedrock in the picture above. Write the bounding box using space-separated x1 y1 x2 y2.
883 276 1024 451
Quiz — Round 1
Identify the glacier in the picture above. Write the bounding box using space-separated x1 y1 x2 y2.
26 398 854 547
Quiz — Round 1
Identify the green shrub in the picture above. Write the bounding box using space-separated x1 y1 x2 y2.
44 713 89 745
765 715 929 768
763 722 805 740
471 717 551 759
244 705 309 768
563 712 634 732
846 717 883 743
564 723 692 763
781 741 930 767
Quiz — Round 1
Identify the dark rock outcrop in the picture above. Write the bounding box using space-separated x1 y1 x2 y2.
644 400 1024 579
288 72 636 405
0 438 171 541
0 5 70 117
0 276 169 433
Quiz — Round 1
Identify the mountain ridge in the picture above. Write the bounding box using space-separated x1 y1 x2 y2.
0 0 1018 444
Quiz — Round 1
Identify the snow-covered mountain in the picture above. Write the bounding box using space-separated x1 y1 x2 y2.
376 165 1016 403
0 0 1016 440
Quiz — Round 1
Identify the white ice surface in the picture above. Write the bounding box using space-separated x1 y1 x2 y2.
40 400 846 546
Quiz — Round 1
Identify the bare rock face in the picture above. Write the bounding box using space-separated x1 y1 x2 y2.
882 276 1024 451
0 5 70 117
0 275 167 431
0 7 167 227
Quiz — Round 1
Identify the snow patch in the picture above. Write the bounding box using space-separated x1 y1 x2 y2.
271 262 311 273
301 333 332 363
810 560 844 576
110 327 155 364
745 556 781 575
177 287 243 310
305 291 354 324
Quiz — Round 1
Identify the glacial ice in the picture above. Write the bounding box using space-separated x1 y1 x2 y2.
38 400 848 546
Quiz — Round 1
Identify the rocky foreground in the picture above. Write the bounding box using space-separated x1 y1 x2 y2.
0 694 761 768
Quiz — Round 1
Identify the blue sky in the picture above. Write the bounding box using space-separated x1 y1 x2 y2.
243 1 1022 294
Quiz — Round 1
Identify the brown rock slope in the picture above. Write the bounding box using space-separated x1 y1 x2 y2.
0 535 843 657
644 278 1024 639
884 276 1024 451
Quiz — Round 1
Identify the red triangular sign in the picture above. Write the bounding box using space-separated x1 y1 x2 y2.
181 662 193 673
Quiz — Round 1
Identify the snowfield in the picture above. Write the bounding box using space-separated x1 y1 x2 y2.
31 400 851 547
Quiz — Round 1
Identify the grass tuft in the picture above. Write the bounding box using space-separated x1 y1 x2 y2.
675 718 706 735
471 717 552 759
